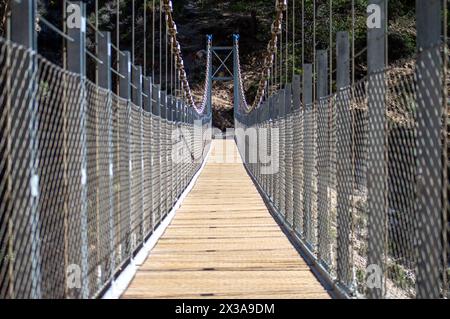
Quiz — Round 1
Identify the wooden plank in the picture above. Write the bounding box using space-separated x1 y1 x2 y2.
122 140 330 299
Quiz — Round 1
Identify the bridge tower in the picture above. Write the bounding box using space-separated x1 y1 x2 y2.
206 34 240 124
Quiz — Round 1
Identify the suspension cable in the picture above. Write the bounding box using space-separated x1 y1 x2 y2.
152 0 155 81
313 0 316 103
144 0 147 76
352 0 355 86
292 0 295 80
330 0 333 94
285 0 288 85
301 0 304 69
162 0 208 111
280 12 283 89
116 0 120 92
159 0 162 86
242 0 287 112
165 8 168 91
132 0 135 64
95 0 99 84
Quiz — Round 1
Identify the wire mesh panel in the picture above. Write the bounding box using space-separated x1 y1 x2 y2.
384 67 417 298
285 88 294 226
292 108 304 235
238 54 448 298
0 41 74 298
151 112 161 226
303 103 318 249
328 95 338 276
116 99 132 264
159 101 168 220
85 81 115 294
142 112 153 236
278 91 286 217
0 31 211 298
272 97 280 208
316 97 331 267
350 81 369 295
34 50 72 298
130 104 143 250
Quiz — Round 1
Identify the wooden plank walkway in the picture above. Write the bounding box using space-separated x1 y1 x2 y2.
122 140 330 299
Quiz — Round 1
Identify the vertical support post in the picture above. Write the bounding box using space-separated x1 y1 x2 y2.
271 94 280 206
268 95 275 202
292 74 302 232
132 66 143 108
175 98 180 199
143 76 153 232
284 83 294 226
152 85 161 223
207 36 213 118
119 51 132 100
66 0 89 298
278 89 286 215
9 0 41 299
167 96 173 208
167 95 172 210
302 64 313 245
118 50 132 256
98 32 112 90
367 0 387 299
317 50 330 265
184 102 188 189
233 35 239 124
98 30 115 278
160 91 167 217
143 77 152 112
132 65 143 243
415 0 443 299
336 31 352 289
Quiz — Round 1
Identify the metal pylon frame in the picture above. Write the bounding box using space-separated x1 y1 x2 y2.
206 34 240 121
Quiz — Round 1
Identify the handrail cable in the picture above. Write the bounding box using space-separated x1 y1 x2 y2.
38 15 75 43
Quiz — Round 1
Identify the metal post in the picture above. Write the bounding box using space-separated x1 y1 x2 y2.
271 94 280 206
167 94 173 209
8 0 41 299
98 30 115 279
167 96 173 207
66 0 89 298
278 89 286 215
302 63 313 246
118 50 132 257
233 35 239 124
415 0 443 299
160 91 167 217
336 31 352 289
143 76 153 231
119 51 132 100
268 95 275 202
292 74 302 232
132 65 143 243
143 77 152 112
175 98 180 199
98 32 112 90
284 84 294 226
367 0 388 299
207 36 213 117
317 50 330 265
152 85 161 223
132 66 143 107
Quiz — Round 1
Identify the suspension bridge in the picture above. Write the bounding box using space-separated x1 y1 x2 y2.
0 0 449 299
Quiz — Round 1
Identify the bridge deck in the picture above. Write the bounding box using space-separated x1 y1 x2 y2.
122 140 330 299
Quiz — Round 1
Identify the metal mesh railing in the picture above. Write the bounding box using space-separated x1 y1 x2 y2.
0 38 211 299
236 43 449 299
